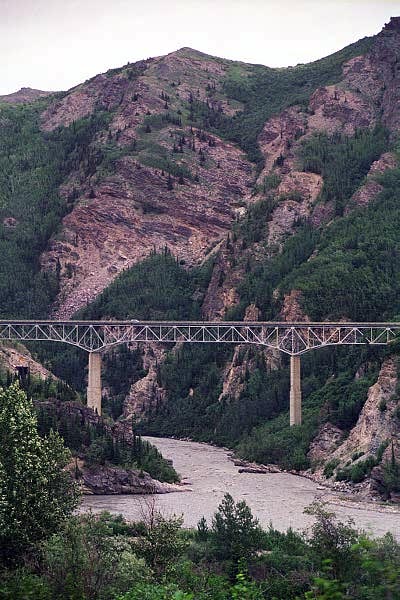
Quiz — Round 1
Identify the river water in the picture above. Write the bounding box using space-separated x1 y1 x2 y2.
81 436 400 538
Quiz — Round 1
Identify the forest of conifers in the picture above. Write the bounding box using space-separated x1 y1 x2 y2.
2 17 400 598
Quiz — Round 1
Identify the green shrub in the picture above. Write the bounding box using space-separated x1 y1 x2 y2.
0 570 51 600
351 451 364 461
262 173 281 192
324 459 340 478
42 513 151 600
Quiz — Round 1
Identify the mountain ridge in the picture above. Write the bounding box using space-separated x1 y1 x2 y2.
1 16 400 498
0 86 54 104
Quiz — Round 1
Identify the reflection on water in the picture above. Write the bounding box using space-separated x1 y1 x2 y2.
81 437 400 538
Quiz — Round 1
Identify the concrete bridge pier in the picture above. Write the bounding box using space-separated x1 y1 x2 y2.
290 355 302 426
87 352 102 415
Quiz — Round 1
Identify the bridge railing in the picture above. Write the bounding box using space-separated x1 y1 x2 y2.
2 320 399 424
1 320 400 354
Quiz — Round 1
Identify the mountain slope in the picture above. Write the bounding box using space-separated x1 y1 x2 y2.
2 17 400 496
0 87 53 104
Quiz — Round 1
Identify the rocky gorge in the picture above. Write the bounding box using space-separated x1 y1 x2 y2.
2 17 400 501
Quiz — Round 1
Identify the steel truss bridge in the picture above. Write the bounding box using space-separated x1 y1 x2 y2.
1 320 400 424
1 320 400 354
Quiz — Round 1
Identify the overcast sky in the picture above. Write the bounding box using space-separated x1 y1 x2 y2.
1 0 399 95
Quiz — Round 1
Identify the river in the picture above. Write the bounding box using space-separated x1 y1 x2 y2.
81 436 400 538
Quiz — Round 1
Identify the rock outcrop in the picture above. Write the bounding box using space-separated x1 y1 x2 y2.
42 140 253 318
37 47 254 318
123 345 165 417
280 289 309 322
332 357 398 463
38 399 181 494
201 239 244 320
0 87 53 104
0 342 56 380
68 458 181 495
345 152 398 213
308 423 344 465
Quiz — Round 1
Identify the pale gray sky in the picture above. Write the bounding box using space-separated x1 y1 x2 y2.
1 0 399 95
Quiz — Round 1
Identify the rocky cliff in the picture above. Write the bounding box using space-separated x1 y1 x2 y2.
34 19 400 325
68 458 182 495
4 18 400 496
38 49 254 318
0 342 56 380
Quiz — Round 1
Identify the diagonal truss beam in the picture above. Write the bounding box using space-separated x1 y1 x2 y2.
0 320 400 355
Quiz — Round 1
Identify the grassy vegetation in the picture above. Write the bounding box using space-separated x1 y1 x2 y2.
191 36 373 165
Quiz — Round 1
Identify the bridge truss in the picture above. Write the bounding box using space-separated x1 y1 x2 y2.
2 320 399 424
0 320 400 355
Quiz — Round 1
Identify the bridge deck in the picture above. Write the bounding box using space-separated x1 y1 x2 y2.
3 320 398 424
1 320 399 354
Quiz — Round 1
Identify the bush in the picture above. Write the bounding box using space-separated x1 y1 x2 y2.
0 570 51 600
117 583 193 599
262 173 281 192
305 503 359 581
324 459 340 479
135 506 188 575
42 513 151 600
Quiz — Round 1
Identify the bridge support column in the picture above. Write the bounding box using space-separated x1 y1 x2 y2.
290 355 302 426
87 352 102 415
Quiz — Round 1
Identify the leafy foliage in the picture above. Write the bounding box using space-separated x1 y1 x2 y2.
135 509 188 575
209 493 263 564
1 495 400 599
0 383 78 563
42 512 151 600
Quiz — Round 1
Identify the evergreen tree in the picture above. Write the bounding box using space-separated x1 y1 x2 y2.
211 493 263 564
